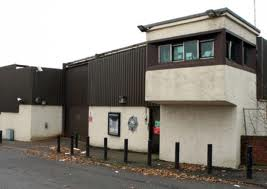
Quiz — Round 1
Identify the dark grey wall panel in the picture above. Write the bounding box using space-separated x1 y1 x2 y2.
257 37 267 99
88 46 146 106
0 65 62 113
0 66 33 112
32 68 63 105
65 64 88 105
63 63 89 138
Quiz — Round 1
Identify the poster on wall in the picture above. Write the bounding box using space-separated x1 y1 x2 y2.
108 112 121 136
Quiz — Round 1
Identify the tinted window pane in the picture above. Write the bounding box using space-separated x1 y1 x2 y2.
172 45 183 61
200 41 214 58
184 41 198 60
159 45 171 63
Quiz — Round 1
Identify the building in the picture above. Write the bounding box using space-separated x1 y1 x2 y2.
0 64 62 141
63 8 267 168
62 44 156 153
139 8 264 168
1 8 267 168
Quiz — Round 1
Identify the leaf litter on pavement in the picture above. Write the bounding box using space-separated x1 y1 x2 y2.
25 145 252 187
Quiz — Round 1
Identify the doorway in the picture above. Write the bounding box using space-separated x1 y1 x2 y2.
149 106 160 153
63 63 89 140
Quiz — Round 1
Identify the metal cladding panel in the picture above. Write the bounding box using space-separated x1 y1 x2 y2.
65 64 88 105
257 37 267 100
63 63 89 138
88 46 146 106
0 66 33 112
32 68 63 105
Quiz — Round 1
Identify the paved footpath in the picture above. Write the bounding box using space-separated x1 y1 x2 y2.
0 146 263 189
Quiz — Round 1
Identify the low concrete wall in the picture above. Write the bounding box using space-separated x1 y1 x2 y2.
89 106 149 152
0 105 62 141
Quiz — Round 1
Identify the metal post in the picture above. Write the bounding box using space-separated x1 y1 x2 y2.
124 139 128 163
104 137 108 160
175 142 180 169
86 136 90 157
70 135 74 155
147 139 152 166
246 145 253 179
0 130 2 144
75 133 79 148
57 135 61 153
207 144 212 174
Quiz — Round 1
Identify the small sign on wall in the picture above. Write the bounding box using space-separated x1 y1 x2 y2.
128 116 138 132
108 112 121 137
88 112 93 123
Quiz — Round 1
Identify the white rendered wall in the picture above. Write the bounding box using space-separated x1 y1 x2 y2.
146 15 258 44
146 65 256 106
89 106 149 152
146 65 227 105
158 66 257 168
31 105 62 140
0 105 32 141
0 105 62 141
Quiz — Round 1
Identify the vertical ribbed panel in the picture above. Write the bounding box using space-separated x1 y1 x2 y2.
88 46 146 106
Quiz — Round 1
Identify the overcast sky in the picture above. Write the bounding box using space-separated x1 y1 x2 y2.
0 0 265 68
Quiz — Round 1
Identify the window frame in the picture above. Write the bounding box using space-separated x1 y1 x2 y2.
158 44 172 63
199 39 215 59
158 38 215 64
172 43 184 62
227 40 233 60
184 40 199 61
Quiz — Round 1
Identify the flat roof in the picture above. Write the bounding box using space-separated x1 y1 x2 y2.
138 8 260 33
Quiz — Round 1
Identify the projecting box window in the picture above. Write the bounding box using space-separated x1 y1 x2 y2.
108 112 121 137
158 39 214 63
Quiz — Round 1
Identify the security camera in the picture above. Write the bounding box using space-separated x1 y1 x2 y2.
17 97 24 104
36 67 43 72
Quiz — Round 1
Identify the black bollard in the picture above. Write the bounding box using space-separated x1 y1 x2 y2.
124 139 128 163
207 144 212 174
0 130 2 144
57 135 61 153
246 145 253 179
70 135 74 155
175 142 180 169
86 136 90 157
104 137 108 160
75 133 79 148
147 139 152 166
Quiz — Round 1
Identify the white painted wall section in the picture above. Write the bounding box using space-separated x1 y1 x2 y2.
0 105 62 141
158 66 257 168
89 106 149 152
146 16 258 44
146 65 227 105
0 105 32 141
31 106 62 140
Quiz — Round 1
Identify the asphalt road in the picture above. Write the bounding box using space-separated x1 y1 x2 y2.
0 146 261 189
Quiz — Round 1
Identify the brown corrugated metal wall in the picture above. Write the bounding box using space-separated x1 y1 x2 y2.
88 45 147 106
64 63 89 138
257 37 267 100
0 65 62 113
